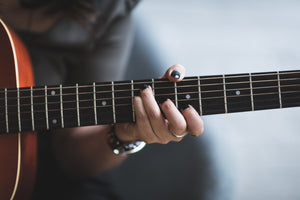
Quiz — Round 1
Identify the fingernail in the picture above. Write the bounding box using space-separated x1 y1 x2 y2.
180 104 190 110
163 98 170 103
159 98 170 105
171 70 181 79
141 84 149 90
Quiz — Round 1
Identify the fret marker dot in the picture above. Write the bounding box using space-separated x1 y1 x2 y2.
51 90 56 95
186 94 191 99
236 90 241 95
52 119 57 124
102 101 107 106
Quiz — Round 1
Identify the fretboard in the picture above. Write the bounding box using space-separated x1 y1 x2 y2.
0 70 299 134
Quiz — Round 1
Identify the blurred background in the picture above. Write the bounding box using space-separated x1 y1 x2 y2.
118 0 300 200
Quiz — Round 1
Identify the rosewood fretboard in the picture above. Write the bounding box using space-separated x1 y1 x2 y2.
0 70 299 134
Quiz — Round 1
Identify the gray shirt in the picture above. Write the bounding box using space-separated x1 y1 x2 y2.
16 1 139 199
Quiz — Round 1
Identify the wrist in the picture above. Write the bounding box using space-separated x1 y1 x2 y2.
107 124 146 155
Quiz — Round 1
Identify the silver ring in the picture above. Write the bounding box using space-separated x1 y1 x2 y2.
170 131 187 138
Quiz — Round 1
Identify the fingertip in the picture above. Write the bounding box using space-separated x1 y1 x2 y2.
181 105 204 136
163 64 186 82
133 96 142 105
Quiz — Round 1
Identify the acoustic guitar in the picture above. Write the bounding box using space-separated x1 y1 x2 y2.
0 19 300 199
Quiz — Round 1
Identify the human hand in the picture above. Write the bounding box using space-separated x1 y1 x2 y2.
115 64 204 144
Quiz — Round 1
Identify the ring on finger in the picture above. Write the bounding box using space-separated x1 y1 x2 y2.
170 131 187 138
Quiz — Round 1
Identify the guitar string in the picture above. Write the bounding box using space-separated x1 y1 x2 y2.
0 71 299 94
2 74 300 94
1 83 300 109
0 76 299 102
1 75 300 104
6 94 300 120
2 90 300 116
13 81 300 101
6 95 300 130
1 72 299 131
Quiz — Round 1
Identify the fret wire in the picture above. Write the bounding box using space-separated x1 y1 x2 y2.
174 82 178 108
17 87 21 132
30 86 35 131
93 82 98 125
198 76 203 115
76 83 80 127
5 88 8 133
249 73 254 111
277 71 283 109
223 75 228 113
45 86 49 130
152 78 155 95
17 93 300 118
60 84 64 128
112 81 116 124
131 80 135 122
1 76 300 101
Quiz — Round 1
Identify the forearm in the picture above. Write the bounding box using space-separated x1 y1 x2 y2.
52 125 126 178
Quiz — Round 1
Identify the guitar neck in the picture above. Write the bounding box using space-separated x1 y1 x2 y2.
0 70 300 134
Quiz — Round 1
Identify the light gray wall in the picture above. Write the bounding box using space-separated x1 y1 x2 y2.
133 1 300 200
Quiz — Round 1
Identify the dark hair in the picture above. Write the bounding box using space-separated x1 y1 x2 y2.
19 0 98 24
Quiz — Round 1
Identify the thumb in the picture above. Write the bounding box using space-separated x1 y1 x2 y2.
160 64 186 82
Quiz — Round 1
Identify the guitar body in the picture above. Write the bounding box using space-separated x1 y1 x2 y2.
0 20 37 200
